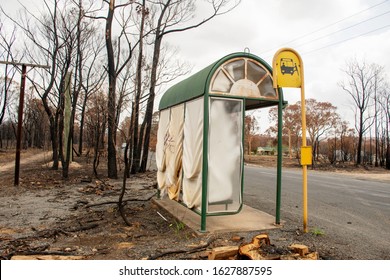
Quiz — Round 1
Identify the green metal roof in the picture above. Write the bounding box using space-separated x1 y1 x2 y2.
158 62 215 110
158 52 279 110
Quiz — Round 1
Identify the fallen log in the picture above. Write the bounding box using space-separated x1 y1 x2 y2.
11 254 85 260
238 243 265 260
148 238 215 260
66 223 98 232
85 193 155 208
288 244 309 256
252 233 271 247
1 224 99 260
208 246 238 260
280 251 319 260
238 233 271 260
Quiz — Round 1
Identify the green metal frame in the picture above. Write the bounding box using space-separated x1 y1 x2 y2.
276 89 284 225
158 52 285 232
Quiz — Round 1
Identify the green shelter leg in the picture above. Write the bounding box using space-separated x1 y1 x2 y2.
200 96 209 233
276 89 283 224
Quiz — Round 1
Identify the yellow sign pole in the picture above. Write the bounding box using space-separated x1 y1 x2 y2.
273 48 310 233
300 80 309 233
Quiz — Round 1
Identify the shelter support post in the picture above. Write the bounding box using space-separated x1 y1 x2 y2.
275 90 283 224
200 96 210 233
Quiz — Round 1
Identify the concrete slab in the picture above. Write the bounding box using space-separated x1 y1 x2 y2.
152 197 281 234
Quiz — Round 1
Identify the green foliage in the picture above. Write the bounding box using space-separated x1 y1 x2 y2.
310 227 325 236
169 220 185 234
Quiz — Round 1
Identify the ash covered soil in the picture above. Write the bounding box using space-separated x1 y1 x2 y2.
0 149 388 260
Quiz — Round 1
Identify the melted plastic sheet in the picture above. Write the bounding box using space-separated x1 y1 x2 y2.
156 108 170 194
156 97 243 214
156 104 184 200
207 98 243 213
182 98 204 208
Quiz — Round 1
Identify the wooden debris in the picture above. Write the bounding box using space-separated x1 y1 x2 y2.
85 194 155 208
147 237 216 260
209 233 319 260
252 233 271 247
238 243 265 260
288 244 309 256
11 255 85 260
116 242 134 249
231 235 243 242
306 252 319 260
280 251 319 260
237 233 271 260
281 245 319 260
208 246 238 260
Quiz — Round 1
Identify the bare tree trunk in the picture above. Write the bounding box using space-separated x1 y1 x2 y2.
356 111 364 165
52 113 60 169
127 105 134 178
138 0 240 172
63 2 84 178
78 94 88 156
386 107 390 170
130 0 146 174
93 121 101 177
386 143 390 170
106 0 118 178
139 36 161 172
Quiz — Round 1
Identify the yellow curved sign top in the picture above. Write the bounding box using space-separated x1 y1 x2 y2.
273 49 303 88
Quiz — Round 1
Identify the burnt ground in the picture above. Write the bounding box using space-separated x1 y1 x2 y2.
0 149 388 260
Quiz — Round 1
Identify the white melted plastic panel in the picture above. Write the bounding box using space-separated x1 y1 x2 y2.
210 58 277 99
207 97 243 213
182 97 204 209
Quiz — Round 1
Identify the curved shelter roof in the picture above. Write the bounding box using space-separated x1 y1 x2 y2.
159 52 282 110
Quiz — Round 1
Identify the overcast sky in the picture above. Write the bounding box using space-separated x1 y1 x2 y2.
2 0 390 131
163 0 390 130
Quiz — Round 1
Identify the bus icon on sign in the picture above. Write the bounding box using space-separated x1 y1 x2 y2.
280 58 298 75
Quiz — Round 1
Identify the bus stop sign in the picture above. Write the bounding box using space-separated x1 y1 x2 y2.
273 49 302 88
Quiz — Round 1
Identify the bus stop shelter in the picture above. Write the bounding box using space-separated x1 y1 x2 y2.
155 52 284 232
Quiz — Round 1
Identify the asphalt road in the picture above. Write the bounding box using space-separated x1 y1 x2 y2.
243 165 390 259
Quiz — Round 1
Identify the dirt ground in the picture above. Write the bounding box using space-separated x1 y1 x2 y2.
0 149 389 260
